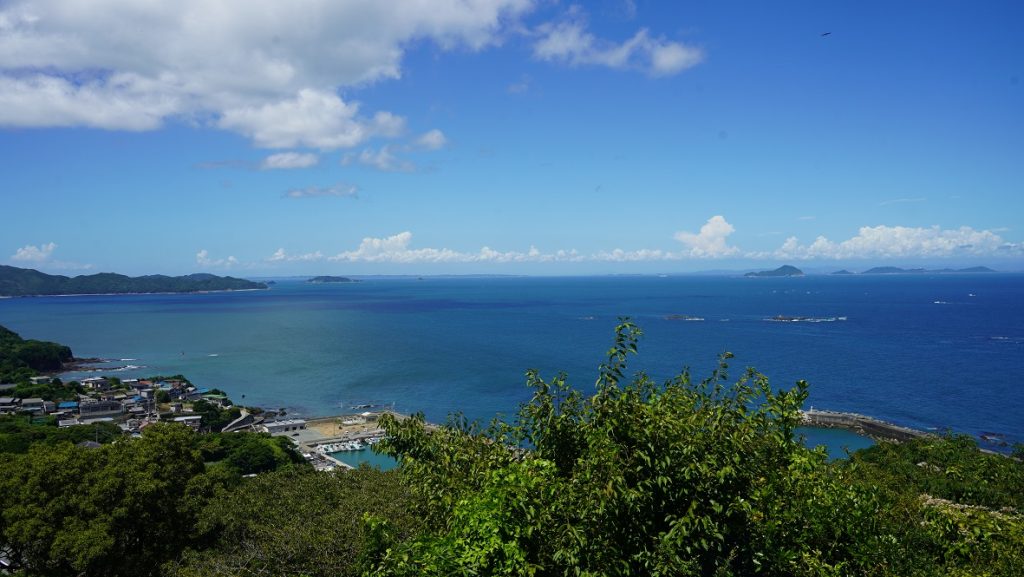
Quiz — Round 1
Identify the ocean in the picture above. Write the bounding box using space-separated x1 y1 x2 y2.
2 274 1021 450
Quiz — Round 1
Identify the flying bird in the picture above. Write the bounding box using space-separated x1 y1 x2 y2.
821 32 832 36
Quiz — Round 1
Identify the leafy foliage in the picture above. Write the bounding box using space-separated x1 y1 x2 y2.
0 424 218 576
0 414 121 454
848 435 1024 509
189 399 241 432
370 320 1024 577
165 467 422 577
195 431 305 475
0 323 74 383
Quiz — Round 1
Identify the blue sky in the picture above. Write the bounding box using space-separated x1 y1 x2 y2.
1 0 1022 275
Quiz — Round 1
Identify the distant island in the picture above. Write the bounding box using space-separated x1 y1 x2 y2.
833 266 997 275
745 265 804 277
307 276 358 284
0 265 267 297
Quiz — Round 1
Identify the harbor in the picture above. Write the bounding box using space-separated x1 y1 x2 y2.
259 410 411 471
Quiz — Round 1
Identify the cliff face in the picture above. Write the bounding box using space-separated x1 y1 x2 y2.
0 265 267 296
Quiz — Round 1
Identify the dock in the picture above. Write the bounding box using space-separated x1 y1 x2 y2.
801 409 929 442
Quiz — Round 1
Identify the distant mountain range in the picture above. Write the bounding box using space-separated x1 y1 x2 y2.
0 265 267 297
745 265 804 277
834 266 997 275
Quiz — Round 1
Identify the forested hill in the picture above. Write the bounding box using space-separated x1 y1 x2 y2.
0 265 267 296
0 324 73 379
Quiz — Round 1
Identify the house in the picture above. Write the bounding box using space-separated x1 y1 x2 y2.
20 398 46 415
81 377 111 391
259 419 307 435
0 383 16 394
0 397 18 414
79 399 124 418
173 415 203 430
29 376 52 385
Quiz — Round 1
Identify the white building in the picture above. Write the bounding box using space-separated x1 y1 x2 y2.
260 419 307 435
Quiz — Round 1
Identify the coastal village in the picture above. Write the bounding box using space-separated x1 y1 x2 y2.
0 374 396 472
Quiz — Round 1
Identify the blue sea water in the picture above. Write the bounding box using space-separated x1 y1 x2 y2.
1 274 1021 448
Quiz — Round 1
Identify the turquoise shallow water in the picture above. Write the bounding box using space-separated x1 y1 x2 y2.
330 449 398 471
1 274 1021 448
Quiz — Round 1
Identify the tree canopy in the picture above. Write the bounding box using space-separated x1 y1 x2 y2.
367 320 1023 577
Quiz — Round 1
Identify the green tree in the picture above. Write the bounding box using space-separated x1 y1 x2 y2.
0 423 218 576
369 320 939 577
165 467 423 577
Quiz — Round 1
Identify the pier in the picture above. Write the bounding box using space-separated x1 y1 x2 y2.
801 409 929 443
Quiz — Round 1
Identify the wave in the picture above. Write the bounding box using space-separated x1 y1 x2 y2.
765 315 847 323
113 364 145 371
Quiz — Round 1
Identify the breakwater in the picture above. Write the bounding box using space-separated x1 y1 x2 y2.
801 409 929 443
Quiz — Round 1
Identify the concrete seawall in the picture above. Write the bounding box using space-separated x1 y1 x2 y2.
801 409 929 442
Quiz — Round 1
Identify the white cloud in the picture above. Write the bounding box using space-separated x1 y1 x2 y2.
9 241 92 270
344 146 416 173
218 89 396 149
0 74 181 130
196 249 238 268
11 242 57 262
0 0 532 144
267 248 325 262
416 129 448 150
673 216 739 258
284 184 359 199
261 152 319 170
533 18 702 76
769 225 1021 260
325 232 584 264
591 248 676 262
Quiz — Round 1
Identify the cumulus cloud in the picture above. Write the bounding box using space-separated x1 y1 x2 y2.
0 74 181 130
9 242 92 269
768 225 1021 260
196 249 238 268
218 89 401 149
261 152 319 170
533 17 702 76
11 242 57 262
415 129 448 150
673 216 739 258
283 183 359 199
0 0 532 144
